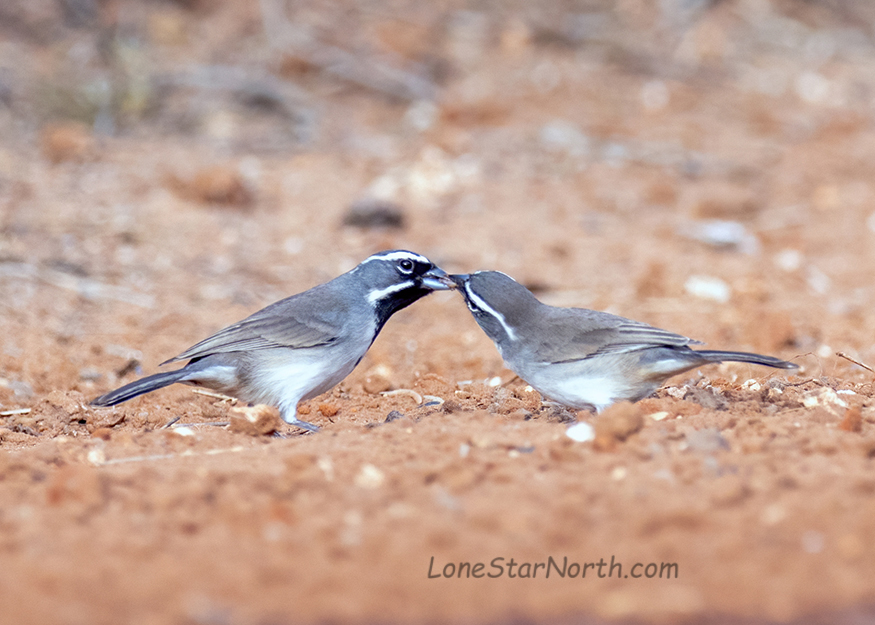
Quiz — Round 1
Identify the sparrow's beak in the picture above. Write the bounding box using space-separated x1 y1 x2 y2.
421 267 456 291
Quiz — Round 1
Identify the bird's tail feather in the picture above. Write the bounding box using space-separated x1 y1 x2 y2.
90 370 190 407
693 350 798 370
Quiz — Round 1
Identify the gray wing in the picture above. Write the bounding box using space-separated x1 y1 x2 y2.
163 292 346 364
533 308 698 365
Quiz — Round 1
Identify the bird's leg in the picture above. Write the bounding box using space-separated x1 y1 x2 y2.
280 406 321 433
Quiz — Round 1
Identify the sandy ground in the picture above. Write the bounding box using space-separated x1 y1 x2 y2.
3 1 875 623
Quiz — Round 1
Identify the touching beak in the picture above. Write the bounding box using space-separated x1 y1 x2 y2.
421 266 456 291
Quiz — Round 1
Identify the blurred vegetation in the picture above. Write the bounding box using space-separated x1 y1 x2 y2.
2 0 875 151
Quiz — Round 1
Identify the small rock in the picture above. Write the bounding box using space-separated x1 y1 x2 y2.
839 406 863 433
565 421 595 443
684 385 727 411
318 403 339 417
228 404 283 436
677 219 760 254
91 427 113 440
774 249 803 272
665 386 689 400
41 122 95 164
802 387 847 415
86 447 106 466
684 275 731 303
594 401 644 451
171 164 253 206
354 464 385 489
441 399 463 413
507 408 533 421
384 410 405 423
342 198 406 229
79 368 103 382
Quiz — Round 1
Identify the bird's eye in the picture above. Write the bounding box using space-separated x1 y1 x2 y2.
398 259 415 274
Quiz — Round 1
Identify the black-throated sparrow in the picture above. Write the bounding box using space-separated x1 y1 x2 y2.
451 271 798 412
92 250 453 431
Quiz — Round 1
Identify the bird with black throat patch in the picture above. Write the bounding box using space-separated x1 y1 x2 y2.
91 250 453 432
450 271 799 413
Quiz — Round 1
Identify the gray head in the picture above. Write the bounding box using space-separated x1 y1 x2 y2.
353 250 452 331
450 271 541 343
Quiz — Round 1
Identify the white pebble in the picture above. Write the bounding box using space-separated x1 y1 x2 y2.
86 448 106 466
354 464 385 489
801 387 848 410
565 421 595 443
684 275 731 303
774 249 803 272
678 219 759 254
807 266 831 295
816 344 833 359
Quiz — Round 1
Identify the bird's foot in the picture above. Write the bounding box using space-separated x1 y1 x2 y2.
287 417 320 433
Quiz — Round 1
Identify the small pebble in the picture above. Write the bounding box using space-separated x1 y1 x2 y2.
684 275 731 303
342 198 406 229
354 464 385 489
566 421 595 443
385 410 405 423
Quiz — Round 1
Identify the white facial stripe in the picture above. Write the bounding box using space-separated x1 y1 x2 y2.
360 251 430 265
464 282 517 341
368 280 415 305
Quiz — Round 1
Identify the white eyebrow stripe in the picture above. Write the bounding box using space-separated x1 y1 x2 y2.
368 280 415 305
360 251 430 265
464 282 517 341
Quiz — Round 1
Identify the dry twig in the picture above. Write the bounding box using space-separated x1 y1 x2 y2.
837 352 875 375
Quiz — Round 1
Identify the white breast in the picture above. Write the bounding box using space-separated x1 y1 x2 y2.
247 350 357 420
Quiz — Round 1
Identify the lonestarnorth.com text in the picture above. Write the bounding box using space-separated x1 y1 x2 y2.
427 555 678 580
